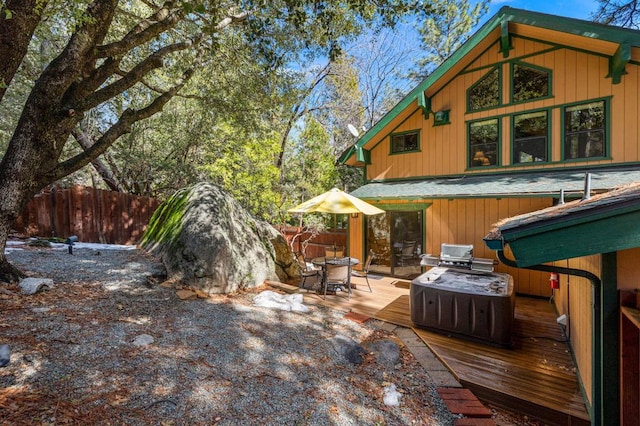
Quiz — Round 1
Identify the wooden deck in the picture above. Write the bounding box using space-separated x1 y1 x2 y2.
276 274 590 426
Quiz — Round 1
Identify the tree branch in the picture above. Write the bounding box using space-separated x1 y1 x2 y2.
95 1 182 59
71 128 124 191
0 0 49 102
50 68 195 181
74 39 196 111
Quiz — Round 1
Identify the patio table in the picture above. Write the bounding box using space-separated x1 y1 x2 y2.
311 257 360 299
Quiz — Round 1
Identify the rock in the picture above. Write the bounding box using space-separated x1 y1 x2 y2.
331 334 367 365
365 339 401 369
176 289 197 300
383 383 402 406
19 278 54 295
132 334 154 346
0 344 9 367
140 183 298 294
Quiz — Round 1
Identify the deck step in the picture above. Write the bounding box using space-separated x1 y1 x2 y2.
454 418 496 425
437 387 493 418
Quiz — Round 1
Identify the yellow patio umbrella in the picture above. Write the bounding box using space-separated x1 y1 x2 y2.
288 188 385 216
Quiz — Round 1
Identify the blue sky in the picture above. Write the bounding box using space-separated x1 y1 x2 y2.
485 0 600 21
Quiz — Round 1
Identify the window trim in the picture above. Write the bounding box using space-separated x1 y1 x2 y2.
510 60 553 105
560 98 610 162
389 129 421 155
511 108 551 165
466 66 502 113
467 117 501 169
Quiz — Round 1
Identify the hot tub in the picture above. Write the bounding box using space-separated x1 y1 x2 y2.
410 266 515 346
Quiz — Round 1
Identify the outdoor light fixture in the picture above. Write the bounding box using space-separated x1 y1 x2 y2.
433 109 450 126
350 212 359 218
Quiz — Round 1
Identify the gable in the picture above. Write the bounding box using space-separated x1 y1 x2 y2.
341 7 640 168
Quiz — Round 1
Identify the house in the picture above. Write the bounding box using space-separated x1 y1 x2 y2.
339 6 640 425
483 181 640 425
340 5 640 294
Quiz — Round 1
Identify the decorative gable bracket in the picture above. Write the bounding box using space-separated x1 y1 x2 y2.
355 146 370 165
418 91 432 119
607 43 630 84
500 20 513 58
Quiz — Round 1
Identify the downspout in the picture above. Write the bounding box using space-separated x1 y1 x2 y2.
497 250 602 426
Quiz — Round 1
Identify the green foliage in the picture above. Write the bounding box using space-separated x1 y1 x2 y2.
0 0 438 230
139 186 190 250
411 0 488 80
281 116 339 227
201 128 282 222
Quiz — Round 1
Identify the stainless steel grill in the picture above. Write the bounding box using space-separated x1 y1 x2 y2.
420 243 496 272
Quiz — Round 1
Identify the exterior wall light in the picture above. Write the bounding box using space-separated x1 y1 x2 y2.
433 110 451 126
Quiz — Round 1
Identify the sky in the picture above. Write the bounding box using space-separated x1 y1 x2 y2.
484 0 600 22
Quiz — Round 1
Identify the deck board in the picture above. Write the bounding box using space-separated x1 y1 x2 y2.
279 274 590 426
372 292 589 425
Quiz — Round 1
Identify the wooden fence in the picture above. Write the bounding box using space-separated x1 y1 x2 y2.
276 226 347 260
12 186 161 245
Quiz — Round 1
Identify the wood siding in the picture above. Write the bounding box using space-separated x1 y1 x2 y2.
366 37 640 181
618 247 640 291
349 197 554 296
551 254 601 407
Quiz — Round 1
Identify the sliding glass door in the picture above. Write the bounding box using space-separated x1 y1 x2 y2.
366 209 423 278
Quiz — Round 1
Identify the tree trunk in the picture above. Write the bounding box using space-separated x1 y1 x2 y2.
0 192 27 283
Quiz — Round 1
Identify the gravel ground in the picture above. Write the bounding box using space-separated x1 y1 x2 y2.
1 242 458 425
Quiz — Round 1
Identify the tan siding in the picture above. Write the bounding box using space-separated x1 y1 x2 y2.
618 247 640 291
364 40 640 179
510 23 618 56
413 197 551 296
348 214 364 267
552 254 600 407
624 69 639 161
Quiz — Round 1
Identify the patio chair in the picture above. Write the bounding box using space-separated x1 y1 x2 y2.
323 260 351 299
325 245 344 258
396 240 416 266
295 252 320 291
351 249 374 293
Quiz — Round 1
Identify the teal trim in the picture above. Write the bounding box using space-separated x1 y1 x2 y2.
339 6 640 166
504 208 640 266
467 66 502 113
389 129 421 155
373 203 431 211
560 97 611 162
467 117 501 169
356 146 371 164
607 43 631 84
483 237 504 250
365 161 640 183
510 60 552 104
459 41 559 77
500 20 513 58
433 110 450 126
600 252 620 425
511 109 551 165
418 91 432 119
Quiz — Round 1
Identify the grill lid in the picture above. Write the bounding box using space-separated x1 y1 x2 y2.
420 243 496 272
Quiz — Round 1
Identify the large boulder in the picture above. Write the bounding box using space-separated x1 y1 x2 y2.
140 183 298 294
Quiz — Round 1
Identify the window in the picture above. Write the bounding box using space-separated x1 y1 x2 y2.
512 63 550 103
391 131 419 153
564 101 606 160
469 119 499 167
513 111 548 164
468 67 500 111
